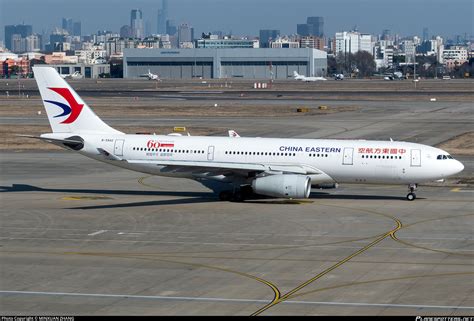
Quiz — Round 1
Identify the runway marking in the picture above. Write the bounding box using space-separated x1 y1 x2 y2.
391 213 474 257
88 230 108 236
2 249 473 267
2 236 473 253
290 271 474 300
252 203 403 315
70 252 281 305
117 232 143 236
138 176 163 190
1 226 472 241
1 290 473 311
61 196 112 201
451 188 474 193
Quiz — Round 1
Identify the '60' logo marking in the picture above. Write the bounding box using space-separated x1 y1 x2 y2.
147 140 161 149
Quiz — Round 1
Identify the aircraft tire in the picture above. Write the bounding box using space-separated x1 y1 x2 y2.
406 192 416 201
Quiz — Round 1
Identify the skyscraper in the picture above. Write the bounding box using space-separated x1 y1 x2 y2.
259 29 280 48
297 24 310 37
62 18 73 34
131 9 144 39
166 20 177 36
157 0 168 34
120 25 132 38
306 16 324 37
423 27 429 41
178 23 194 43
296 17 324 37
4 24 33 50
73 22 82 37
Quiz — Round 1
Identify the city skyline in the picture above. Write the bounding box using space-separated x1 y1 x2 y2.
0 0 472 41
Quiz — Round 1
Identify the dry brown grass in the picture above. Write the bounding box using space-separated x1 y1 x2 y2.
0 124 226 151
437 132 474 156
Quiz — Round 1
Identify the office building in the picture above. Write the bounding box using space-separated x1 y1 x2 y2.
306 16 324 37
297 16 324 37
166 20 177 36
299 36 325 50
270 37 300 48
62 18 73 34
131 9 144 39
335 31 373 55
259 29 280 48
73 22 82 37
178 23 194 47
120 25 132 38
157 0 168 34
4 24 32 51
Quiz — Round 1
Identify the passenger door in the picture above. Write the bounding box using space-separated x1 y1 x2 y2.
114 139 125 156
342 147 354 165
410 149 421 167
207 146 215 161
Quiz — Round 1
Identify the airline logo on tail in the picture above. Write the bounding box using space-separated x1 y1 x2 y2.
44 87 84 124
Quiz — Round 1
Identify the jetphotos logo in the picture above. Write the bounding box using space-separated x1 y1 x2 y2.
147 140 174 149
44 87 84 124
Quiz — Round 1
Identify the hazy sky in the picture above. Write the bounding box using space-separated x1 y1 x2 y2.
0 0 472 41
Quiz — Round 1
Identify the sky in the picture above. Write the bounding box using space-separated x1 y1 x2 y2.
0 0 473 41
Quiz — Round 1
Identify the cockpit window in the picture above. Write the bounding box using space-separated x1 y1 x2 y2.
437 154 453 160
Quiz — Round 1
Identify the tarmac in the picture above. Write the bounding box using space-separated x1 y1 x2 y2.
0 78 473 315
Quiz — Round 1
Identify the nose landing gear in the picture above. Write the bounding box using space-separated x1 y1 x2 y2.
406 183 417 201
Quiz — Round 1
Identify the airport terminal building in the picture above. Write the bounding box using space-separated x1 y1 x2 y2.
123 48 327 79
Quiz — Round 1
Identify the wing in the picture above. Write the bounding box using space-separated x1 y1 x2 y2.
126 159 325 177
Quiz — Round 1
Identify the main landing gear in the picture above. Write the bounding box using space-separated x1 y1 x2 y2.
406 183 417 201
219 186 253 202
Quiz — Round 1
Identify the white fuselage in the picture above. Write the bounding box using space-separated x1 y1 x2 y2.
48 133 464 186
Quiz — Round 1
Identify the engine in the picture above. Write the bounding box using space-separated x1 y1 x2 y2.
63 135 84 151
251 174 311 199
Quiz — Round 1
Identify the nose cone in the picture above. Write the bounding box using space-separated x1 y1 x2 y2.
451 160 465 175
456 160 465 173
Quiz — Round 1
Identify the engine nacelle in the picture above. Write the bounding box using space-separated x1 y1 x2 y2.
251 175 311 199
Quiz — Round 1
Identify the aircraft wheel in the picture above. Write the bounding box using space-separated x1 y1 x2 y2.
218 191 233 201
406 192 416 201
231 191 244 202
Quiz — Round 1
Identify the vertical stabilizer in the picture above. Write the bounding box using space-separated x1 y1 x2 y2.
33 66 122 134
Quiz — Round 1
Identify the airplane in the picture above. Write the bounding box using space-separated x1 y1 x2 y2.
140 69 161 81
384 72 404 81
228 130 240 138
293 71 327 82
26 66 464 202
60 71 83 80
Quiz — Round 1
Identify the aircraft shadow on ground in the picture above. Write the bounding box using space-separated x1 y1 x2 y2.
309 192 407 201
1 184 410 210
0 184 211 198
0 184 217 209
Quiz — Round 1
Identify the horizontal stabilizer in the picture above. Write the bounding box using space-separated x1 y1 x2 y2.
97 148 123 161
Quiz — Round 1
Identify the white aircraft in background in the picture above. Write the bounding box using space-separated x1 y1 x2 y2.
384 72 404 81
293 71 327 82
60 71 83 80
141 69 161 81
26 67 464 202
228 130 240 138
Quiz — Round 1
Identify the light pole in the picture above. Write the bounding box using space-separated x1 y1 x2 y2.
413 49 417 89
